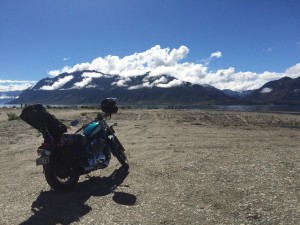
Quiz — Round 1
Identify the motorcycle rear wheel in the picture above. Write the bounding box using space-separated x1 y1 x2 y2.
43 153 79 191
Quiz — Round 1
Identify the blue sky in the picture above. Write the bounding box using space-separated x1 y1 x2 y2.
0 0 300 91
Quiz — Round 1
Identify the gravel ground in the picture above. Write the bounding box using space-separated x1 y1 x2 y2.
0 108 299 225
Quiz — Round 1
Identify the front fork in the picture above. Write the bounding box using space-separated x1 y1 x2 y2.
108 134 125 156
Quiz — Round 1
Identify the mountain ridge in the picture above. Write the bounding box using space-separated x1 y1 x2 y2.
8 70 300 105
9 70 236 105
246 76 300 105
0 91 22 104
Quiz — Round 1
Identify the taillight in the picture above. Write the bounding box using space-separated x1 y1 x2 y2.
37 148 51 156
37 142 50 155
41 142 49 148
37 148 42 156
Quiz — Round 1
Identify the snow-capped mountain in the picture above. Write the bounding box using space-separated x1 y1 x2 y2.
245 76 300 105
9 70 235 105
8 70 300 105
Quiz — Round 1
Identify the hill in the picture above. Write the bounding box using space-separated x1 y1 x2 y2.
246 77 300 105
9 70 235 105
8 70 300 105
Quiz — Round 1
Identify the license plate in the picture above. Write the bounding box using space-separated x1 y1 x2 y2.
36 156 49 166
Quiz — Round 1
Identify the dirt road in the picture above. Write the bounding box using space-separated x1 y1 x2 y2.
0 108 299 224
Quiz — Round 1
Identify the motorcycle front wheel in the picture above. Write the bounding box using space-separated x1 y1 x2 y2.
43 152 79 191
113 137 129 169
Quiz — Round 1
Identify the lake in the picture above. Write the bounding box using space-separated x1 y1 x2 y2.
1 104 300 113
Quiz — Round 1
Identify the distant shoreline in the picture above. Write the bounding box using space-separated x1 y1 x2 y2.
1 103 300 114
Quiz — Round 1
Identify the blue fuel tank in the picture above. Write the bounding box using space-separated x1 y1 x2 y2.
83 121 102 138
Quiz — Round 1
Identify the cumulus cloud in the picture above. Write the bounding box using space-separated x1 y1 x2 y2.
47 45 300 91
210 51 222 58
203 69 288 91
156 79 183 88
0 80 36 92
112 77 132 87
285 63 300 77
48 66 71 77
40 75 73 90
72 72 104 89
49 45 190 77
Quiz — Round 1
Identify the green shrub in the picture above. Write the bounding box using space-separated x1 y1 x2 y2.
7 112 19 121
81 112 87 116
96 112 105 119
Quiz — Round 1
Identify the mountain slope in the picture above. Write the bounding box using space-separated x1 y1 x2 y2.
9 70 235 105
222 89 253 99
0 91 22 104
9 70 300 105
246 77 300 105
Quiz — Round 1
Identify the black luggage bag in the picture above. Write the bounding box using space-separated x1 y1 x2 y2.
20 104 67 143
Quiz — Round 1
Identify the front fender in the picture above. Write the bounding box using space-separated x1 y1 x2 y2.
107 135 118 156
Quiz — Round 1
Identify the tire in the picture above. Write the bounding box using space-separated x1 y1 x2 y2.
115 147 129 169
43 152 80 191
113 136 129 169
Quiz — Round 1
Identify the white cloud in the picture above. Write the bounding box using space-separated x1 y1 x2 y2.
264 47 273 53
153 76 169 85
0 80 36 92
261 87 273 93
0 95 14 99
203 69 287 91
40 75 74 90
210 51 222 58
156 79 183 88
128 84 148 90
49 45 190 77
112 77 132 87
0 79 34 84
73 77 93 89
47 45 300 91
0 93 20 100
48 66 71 77
72 72 103 89
285 63 300 77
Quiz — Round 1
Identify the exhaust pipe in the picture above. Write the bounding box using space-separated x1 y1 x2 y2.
83 165 96 173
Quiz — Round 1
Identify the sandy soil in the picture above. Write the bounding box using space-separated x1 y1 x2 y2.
0 108 300 225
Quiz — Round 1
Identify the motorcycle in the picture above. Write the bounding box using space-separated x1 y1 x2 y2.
21 99 129 191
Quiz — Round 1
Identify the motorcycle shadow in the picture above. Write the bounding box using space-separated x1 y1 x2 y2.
20 166 134 225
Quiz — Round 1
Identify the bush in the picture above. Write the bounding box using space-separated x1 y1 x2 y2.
96 112 104 118
7 112 19 121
